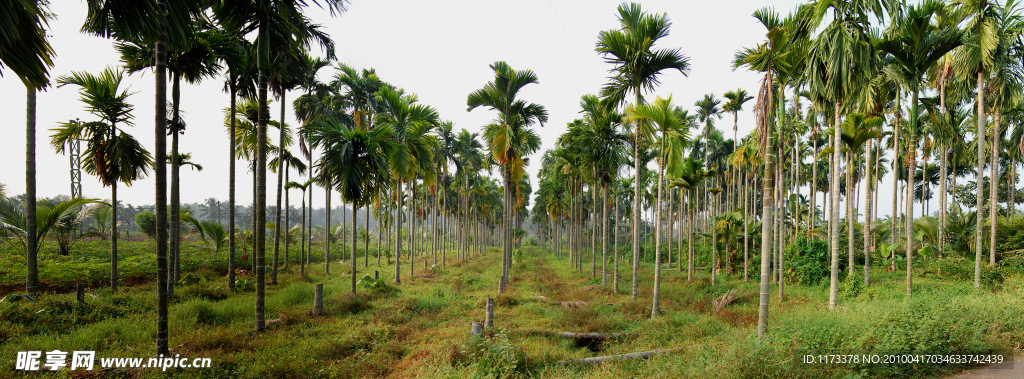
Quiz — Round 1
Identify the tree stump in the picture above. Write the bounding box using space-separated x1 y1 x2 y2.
313 284 324 315
471 321 481 335
485 297 494 329
76 283 85 304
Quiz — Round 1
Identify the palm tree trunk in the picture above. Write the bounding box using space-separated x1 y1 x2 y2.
891 94 901 250
410 181 416 277
907 89 919 298
689 190 695 281
325 188 331 274
990 105 1001 265
651 163 665 317
632 116 641 302
592 179 598 278
300 190 306 275
829 104 841 311
351 202 357 295
602 182 609 286
614 196 620 293
254 21 270 333
154 11 170 354
395 181 402 284
365 200 371 268
25 86 40 296
864 140 873 285
272 90 286 285
285 164 290 270
757 81 777 338
744 170 749 282
974 70 986 288
847 150 854 277
112 179 119 291
227 79 237 290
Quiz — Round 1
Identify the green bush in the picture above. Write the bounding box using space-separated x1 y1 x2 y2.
460 328 526 379
134 211 157 238
784 236 830 286
933 256 1005 286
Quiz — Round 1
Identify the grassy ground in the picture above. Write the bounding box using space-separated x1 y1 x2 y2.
1 243 1023 378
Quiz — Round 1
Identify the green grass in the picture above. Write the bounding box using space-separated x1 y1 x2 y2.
1 242 1022 378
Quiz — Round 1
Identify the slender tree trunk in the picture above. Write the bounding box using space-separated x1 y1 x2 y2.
254 21 270 333
112 180 119 291
351 202 357 295
154 11 170 354
285 165 290 270
169 78 180 294
602 182 608 286
744 170 749 282
757 81 776 338
632 132 641 301
272 90 286 285
592 179 598 278
847 149 855 277
227 76 237 290
300 191 306 275
864 139 873 285
829 104 841 311
906 89 919 298
990 106 1001 265
395 181 403 284
26 87 38 296
365 200 371 268
614 196 620 293
325 188 331 274
651 163 665 318
974 71 986 288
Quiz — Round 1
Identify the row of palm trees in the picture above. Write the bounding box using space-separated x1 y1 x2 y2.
526 0 1024 341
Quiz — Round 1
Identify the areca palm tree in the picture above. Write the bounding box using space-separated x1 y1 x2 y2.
82 0 208 356
212 0 347 333
1 0 55 296
839 114 882 283
627 95 689 318
312 116 397 295
51 67 153 292
734 6 806 337
468 61 548 293
285 178 314 274
377 86 439 284
876 0 962 296
270 149 307 271
723 89 755 210
119 26 239 293
597 2 690 301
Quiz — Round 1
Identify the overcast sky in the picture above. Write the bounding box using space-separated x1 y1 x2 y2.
2 0 944 218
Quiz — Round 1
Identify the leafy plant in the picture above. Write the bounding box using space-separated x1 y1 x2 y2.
784 236 830 285
0 294 36 310
178 273 207 286
460 328 525 379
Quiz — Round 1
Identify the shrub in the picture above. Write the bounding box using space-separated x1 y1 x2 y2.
460 328 526 378
134 211 157 238
784 236 830 286
933 256 1005 286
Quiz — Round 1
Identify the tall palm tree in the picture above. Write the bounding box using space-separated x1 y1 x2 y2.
0 0 55 297
270 149 307 271
82 0 207 356
723 89 755 210
695 93 723 213
285 178 314 274
52 67 152 291
377 86 439 284
628 96 688 317
119 26 238 293
596 2 690 301
312 116 397 295
877 0 962 296
468 61 548 293
734 6 805 337
212 0 347 333
839 114 882 283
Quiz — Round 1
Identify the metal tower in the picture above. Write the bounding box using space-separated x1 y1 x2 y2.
68 119 83 198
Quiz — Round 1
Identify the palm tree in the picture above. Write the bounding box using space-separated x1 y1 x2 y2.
51 67 153 291
0 196 99 255
734 6 806 337
468 61 548 293
285 178 314 274
596 2 691 301
377 86 439 284
839 114 882 283
270 149 307 272
876 0 962 296
82 0 208 356
1 0 55 297
695 93 723 214
312 116 397 295
627 95 688 317
723 89 755 210
118 26 238 292
212 0 347 333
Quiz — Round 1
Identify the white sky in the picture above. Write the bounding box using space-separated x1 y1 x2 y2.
1 0 946 218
